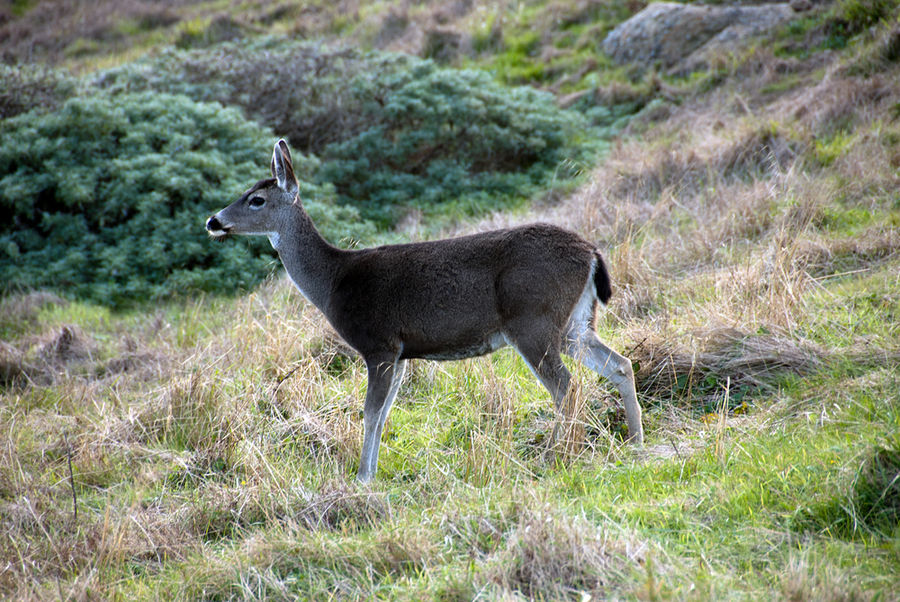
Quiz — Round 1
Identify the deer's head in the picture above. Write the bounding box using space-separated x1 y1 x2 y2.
205 139 299 244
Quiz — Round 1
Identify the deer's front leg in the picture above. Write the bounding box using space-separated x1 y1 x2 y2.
357 356 406 482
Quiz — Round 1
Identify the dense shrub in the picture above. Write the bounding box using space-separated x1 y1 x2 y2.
825 0 899 48
93 38 411 155
0 92 373 307
94 38 594 224
0 63 79 118
319 64 589 223
835 0 896 35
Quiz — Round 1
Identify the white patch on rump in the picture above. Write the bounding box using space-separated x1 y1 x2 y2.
565 259 600 346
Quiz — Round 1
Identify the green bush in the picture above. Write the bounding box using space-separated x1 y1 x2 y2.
94 38 594 224
836 0 896 34
319 64 590 223
0 63 79 119
825 0 898 48
0 92 373 307
93 37 414 155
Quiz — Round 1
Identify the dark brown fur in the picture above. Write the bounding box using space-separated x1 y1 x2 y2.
327 224 597 361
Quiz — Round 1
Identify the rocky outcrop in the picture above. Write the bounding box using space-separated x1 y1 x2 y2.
602 2 796 74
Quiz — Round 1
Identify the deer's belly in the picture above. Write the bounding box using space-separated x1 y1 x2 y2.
403 332 508 361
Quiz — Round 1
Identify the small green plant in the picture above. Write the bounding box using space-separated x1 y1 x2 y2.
175 17 211 48
492 29 548 84
837 0 896 33
824 0 899 49
9 0 33 16
471 12 503 54
813 131 855 166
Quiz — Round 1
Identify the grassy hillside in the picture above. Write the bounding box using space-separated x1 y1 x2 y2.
2 0 900 599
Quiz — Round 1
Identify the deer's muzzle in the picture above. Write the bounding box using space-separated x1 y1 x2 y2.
206 215 232 238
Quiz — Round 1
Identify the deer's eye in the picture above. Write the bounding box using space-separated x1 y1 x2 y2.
248 196 265 209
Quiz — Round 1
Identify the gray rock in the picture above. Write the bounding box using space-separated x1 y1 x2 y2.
602 2 795 73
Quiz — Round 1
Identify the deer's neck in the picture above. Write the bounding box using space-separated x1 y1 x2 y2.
274 203 344 311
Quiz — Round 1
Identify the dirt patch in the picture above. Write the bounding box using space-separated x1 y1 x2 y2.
640 440 704 462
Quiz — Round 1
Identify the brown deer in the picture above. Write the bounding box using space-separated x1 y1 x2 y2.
206 140 643 482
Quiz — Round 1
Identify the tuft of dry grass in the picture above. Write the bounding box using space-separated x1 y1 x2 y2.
0 471 200 598
0 291 67 329
177 517 436 600
0 323 98 386
629 325 824 402
788 74 894 140
295 480 390 531
797 228 900 279
36 324 95 365
481 505 646 599
780 552 876 602
0 340 29 386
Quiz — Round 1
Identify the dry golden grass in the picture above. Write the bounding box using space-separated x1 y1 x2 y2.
0 278 424 599
629 325 824 399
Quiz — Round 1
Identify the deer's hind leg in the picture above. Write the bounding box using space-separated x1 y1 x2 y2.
565 325 643 445
505 318 594 453
503 319 572 412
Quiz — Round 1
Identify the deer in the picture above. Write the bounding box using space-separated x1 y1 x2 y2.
206 140 644 482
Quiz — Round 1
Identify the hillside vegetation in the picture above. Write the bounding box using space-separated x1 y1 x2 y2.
2 0 900 599
2 37 603 305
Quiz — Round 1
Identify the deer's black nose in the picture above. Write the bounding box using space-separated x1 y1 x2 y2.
206 215 231 237
206 216 222 231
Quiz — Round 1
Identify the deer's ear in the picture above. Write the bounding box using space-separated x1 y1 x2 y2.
277 139 292 165
271 139 298 194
